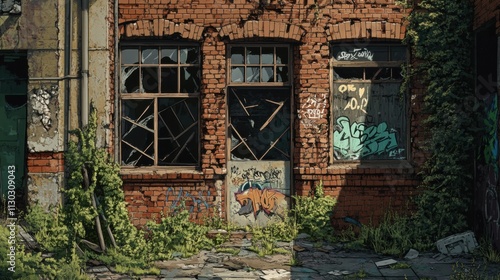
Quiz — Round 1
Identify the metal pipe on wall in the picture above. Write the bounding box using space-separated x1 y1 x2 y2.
64 0 73 151
114 0 120 162
81 0 89 127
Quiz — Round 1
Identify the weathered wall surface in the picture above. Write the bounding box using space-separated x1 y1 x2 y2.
473 0 500 250
0 0 65 207
118 0 421 227
0 0 112 208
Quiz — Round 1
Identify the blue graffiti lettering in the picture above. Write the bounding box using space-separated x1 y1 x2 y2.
166 187 212 213
333 116 399 160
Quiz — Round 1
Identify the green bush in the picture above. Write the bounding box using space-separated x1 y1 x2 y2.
291 181 336 241
146 208 215 260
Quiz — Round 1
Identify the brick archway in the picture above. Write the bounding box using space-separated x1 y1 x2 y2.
326 21 406 41
219 20 305 42
120 19 204 40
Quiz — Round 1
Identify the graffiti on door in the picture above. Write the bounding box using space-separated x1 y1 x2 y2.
234 184 286 218
229 163 289 226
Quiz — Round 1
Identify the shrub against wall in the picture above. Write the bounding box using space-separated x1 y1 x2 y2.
404 0 476 243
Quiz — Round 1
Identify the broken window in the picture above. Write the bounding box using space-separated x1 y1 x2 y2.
331 43 407 160
120 44 200 167
229 45 290 84
228 87 291 161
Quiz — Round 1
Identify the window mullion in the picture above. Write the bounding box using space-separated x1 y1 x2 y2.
154 97 158 166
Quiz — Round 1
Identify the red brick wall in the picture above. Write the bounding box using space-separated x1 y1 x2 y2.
474 0 500 33
117 0 421 228
124 178 223 226
27 152 64 173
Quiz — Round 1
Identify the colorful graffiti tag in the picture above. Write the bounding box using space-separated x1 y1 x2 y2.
333 116 403 160
475 93 500 249
229 164 289 224
166 187 213 213
234 183 286 218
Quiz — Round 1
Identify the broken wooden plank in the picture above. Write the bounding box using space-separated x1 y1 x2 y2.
260 101 284 131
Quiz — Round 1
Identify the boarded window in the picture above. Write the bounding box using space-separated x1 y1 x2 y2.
332 44 407 160
120 45 200 167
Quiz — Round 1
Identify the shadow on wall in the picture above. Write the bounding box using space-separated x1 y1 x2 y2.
327 42 417 229
473 23 500 250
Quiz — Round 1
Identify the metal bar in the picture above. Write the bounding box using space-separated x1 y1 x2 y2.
27 75 80 81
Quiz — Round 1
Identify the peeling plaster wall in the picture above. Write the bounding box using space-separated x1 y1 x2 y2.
27 85 60 152
26 173 63 208
87 0 111 149
0 0 66 208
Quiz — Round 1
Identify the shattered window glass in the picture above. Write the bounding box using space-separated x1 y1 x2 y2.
158 98 199 165
121 99 155 166
120 44 201 167
228 88 291 161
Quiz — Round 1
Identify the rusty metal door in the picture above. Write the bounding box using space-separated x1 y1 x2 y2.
227 87 291 227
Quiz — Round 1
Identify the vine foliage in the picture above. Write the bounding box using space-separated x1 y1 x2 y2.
65 107 147 259
404 0 475 243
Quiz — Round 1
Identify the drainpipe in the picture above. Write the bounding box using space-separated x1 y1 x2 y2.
81 0 89 126
114 0 119 161
64 0 72 149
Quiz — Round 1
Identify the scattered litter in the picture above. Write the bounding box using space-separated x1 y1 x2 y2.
404 248 419 260
436 231 478 255
293 245 306 252
260 269 291 280
317 247 330 253
343 216 362 227
328 270 342 276
375 259 398 268
181 264 197 270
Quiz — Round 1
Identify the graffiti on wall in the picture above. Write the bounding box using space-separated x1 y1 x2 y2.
301 92 328 119
166 187 213 214
338 84 368 114
475 93 500 248
229 163 289 225
333 116 403 160
335 48 374 61
298 92 327 129
333 82 406 160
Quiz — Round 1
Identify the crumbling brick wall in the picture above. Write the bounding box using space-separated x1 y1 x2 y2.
474 0 500 33
117 0 422 228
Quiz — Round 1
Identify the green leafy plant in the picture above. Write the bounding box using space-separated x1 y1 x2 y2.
146 207 215 260
291 180 336 241
404 0 476 244
390 262 411 269
65 108 147 259
0 212 88 280
356 212 415 257
475 239 500 264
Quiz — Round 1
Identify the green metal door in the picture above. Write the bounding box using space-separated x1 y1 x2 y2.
0 53 27 201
